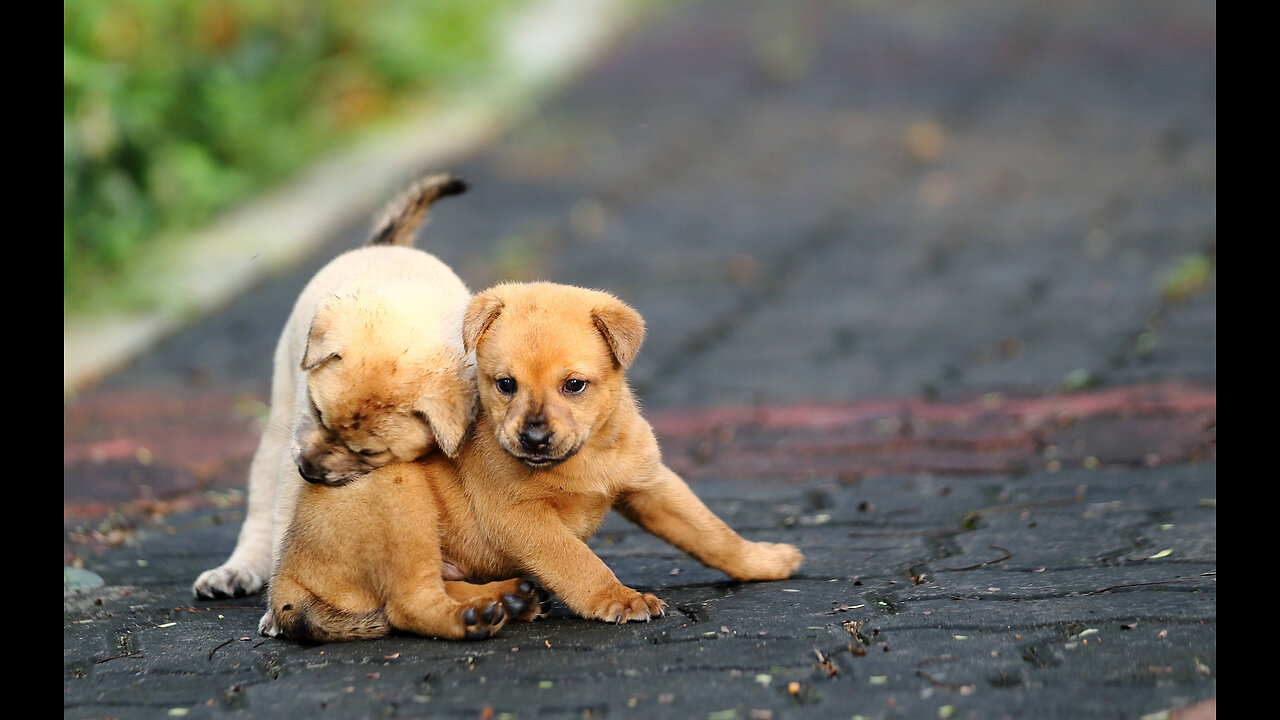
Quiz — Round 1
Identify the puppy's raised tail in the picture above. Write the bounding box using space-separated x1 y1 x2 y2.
271 575 390 644
365 173 468 247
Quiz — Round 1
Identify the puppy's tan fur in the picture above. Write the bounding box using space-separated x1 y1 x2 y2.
192 175 476 636
270 281 802 641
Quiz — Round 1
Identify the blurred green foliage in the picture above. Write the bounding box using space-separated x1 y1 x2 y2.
64 0 517 310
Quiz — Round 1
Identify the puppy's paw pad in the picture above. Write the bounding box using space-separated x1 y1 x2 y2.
502 579 544 622
461 600 507 640
193 565 265 600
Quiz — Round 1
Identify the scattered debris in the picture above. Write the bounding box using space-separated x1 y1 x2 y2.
824 603 865 615
813 647 838 677
676 604 703 622
939 545 1011 571
94 651 144 664
207 638 233 660
1084 579 1195 595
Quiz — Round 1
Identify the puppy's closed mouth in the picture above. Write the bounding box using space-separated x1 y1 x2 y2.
515 455 564 469
511 447 579 470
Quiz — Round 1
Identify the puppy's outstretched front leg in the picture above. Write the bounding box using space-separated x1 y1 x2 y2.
498 508 665 624
615 465 803 582
192 347 295 599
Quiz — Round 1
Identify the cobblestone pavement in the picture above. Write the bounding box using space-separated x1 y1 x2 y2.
65 0 1216 718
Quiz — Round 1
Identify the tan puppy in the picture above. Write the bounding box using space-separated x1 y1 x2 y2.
192 174 477 633
269 281 801 642
270 459 545 642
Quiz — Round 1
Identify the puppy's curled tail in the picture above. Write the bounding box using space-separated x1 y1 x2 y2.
365 173 468 247
271 575 390 643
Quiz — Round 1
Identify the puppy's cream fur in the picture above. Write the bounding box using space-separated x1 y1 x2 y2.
192 175 476 635
269 281 802 642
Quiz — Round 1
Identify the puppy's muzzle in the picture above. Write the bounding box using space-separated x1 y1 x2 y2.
297 456 342 486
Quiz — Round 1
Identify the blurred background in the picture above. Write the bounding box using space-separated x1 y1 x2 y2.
64 0 581 314
65 0 1215 408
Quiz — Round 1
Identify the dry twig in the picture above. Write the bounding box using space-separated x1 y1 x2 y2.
939 545 1012 571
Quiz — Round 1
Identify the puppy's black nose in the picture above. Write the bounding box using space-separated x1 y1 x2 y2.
519 423 552 452
297 458 327 484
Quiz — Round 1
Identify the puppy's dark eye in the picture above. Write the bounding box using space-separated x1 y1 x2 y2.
563 378 587 395
495 377 517 395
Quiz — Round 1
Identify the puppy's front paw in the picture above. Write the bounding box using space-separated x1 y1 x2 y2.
730 542 803 581
193 564 265 600
258 608 281 637
583 587 666 624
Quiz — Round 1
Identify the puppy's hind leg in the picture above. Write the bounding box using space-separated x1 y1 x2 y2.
270 572 389 643
350 465 514 640
379 535 514 640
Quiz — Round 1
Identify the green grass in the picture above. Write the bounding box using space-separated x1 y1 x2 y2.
64 0 520 312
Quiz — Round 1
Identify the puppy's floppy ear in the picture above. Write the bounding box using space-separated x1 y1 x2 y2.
592 297 646 369
302 297 348 370
414 361 477 458
462 290 504 354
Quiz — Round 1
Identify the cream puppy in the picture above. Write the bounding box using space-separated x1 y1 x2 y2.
192 174 476 627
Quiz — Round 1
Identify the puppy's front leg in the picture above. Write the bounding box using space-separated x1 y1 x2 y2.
192 358 295 599
615 465 803 582
499 508 665 624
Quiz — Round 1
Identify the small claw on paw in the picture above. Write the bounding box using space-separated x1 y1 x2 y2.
481 601 504 624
